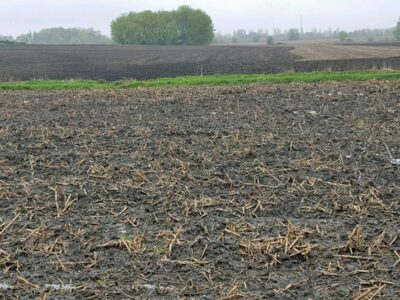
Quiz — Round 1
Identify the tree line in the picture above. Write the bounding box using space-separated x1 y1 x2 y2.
14 27 112 44
1 28 112 44
111 6 214 45
2 11 399 45
1 6 214 45
214 18 400 45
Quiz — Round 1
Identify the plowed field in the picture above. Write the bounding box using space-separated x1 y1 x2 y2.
1 44 400 81
1 81 399 299
292 44 400 60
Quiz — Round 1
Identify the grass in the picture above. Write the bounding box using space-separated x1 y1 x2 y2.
1 70 400 90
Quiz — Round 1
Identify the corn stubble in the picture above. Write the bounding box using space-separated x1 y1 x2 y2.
0 81 399 299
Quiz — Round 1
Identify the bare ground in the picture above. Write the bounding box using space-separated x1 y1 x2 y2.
0 45 298 81
292 44 400 61
0 81 400 299
1 44 400 81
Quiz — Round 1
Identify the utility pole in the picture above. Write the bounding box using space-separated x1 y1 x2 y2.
300 15 304 37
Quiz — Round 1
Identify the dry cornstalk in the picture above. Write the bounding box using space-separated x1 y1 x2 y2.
16 275 39 289
368 230 388 255
353 283 387 300
347 225 366 252
221 280 246 300
394 250 400 267
162 257 210 266
0 213 21 236
97 236 146 253
239 221 318 265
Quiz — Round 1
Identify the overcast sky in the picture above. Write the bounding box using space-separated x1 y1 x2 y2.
1 0 399 37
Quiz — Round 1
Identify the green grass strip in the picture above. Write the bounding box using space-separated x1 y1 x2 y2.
1 70 400 90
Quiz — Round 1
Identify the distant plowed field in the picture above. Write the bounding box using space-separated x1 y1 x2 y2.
292 44 400 60
1 44 400 81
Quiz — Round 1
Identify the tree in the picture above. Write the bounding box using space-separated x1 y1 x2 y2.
394 18 400 41
175 6 214 45
287 28 300 41
111 6 214 45
15 28 112 44
266 36 274 45
339 31 348 43
111 11 179 45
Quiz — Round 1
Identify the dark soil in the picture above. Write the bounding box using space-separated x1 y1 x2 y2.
1 44 400 81
0 81 400 299
0 45 298 81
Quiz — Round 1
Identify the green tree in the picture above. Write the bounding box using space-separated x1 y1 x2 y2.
15 28 111 44
394 18 400 41
287 28 300 41
339 31 348 43
175 6 214 45
111 6 214 45
111 11 179 45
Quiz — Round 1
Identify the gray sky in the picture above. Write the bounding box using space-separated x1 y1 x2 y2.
1 0 399 37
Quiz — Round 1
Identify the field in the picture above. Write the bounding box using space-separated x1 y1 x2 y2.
292 44 400 60
1 81 399 299
1 44 400 81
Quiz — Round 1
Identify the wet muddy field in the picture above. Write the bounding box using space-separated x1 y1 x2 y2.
0 81 399 299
